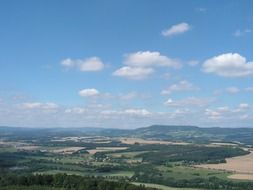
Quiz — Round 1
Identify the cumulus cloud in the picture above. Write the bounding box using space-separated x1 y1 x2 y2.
204 103 252 121
61 57 104 71
161 80 198 95
124 51 181 68
113 66 154 80
238 103 250 110
124 109 151 116
113 51 181 80
164 97 211 107
226 87 240 94
101 108 151 117
202 53 253 77
79 88 100 97
21 102 58 110
162 22 190 37
65 107 86 114
205 109 222 120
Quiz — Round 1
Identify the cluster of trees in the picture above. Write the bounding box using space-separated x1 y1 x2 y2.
0 185 61 190
0 173 155 190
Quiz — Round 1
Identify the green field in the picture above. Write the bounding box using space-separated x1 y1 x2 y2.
156 165 230 180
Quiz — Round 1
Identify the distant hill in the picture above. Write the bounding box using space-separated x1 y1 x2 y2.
1 125 253 146
130 125 253 146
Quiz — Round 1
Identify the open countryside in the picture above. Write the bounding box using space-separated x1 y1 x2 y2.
0 0 253 190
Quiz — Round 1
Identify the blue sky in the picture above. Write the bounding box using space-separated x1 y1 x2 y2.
0 0 253 128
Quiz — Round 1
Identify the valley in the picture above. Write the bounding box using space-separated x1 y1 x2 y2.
1 125 253 190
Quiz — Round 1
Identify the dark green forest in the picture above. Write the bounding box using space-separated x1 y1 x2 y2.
0 173 153 190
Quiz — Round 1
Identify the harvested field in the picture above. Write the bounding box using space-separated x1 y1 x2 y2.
51 136 111 143
17 146 40 151
195 150 253 180
196 151 253 174
51 147 85 154
87 147 128 154
210 142 239 147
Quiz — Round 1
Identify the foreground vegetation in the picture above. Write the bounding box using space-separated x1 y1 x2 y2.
0 173 154 190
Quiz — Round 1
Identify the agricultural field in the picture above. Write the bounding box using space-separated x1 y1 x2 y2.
132 183 204 190
195 150 253 180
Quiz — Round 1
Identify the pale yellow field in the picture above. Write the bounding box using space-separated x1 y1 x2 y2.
51 147 85 154
51 136 111 144
120 138 188 145
196 151 253 180
210 142 239 147
87 147 128 154
17 145 40 151
0 141 28 147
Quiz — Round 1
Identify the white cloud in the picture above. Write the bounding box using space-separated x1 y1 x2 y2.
61 58 74 67
21 102 58 110
203 103 252 122
65 107 86 114
162 22 190 37
202 53 253 77
124 109 151 116
217 106 230 112
113 51 181 80
233 29 252 37
79 88 100 97
164 97 211 107
161 80 198 95
124 51 181 68
226 87 240 94
113 66 154 80
205 109 221 120
61 57 104 71
238 103 250 110
101 108 151 117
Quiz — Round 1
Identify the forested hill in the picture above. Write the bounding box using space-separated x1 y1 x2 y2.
131 125 253 145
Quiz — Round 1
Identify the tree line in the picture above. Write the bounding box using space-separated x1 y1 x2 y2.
0 172 155 190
